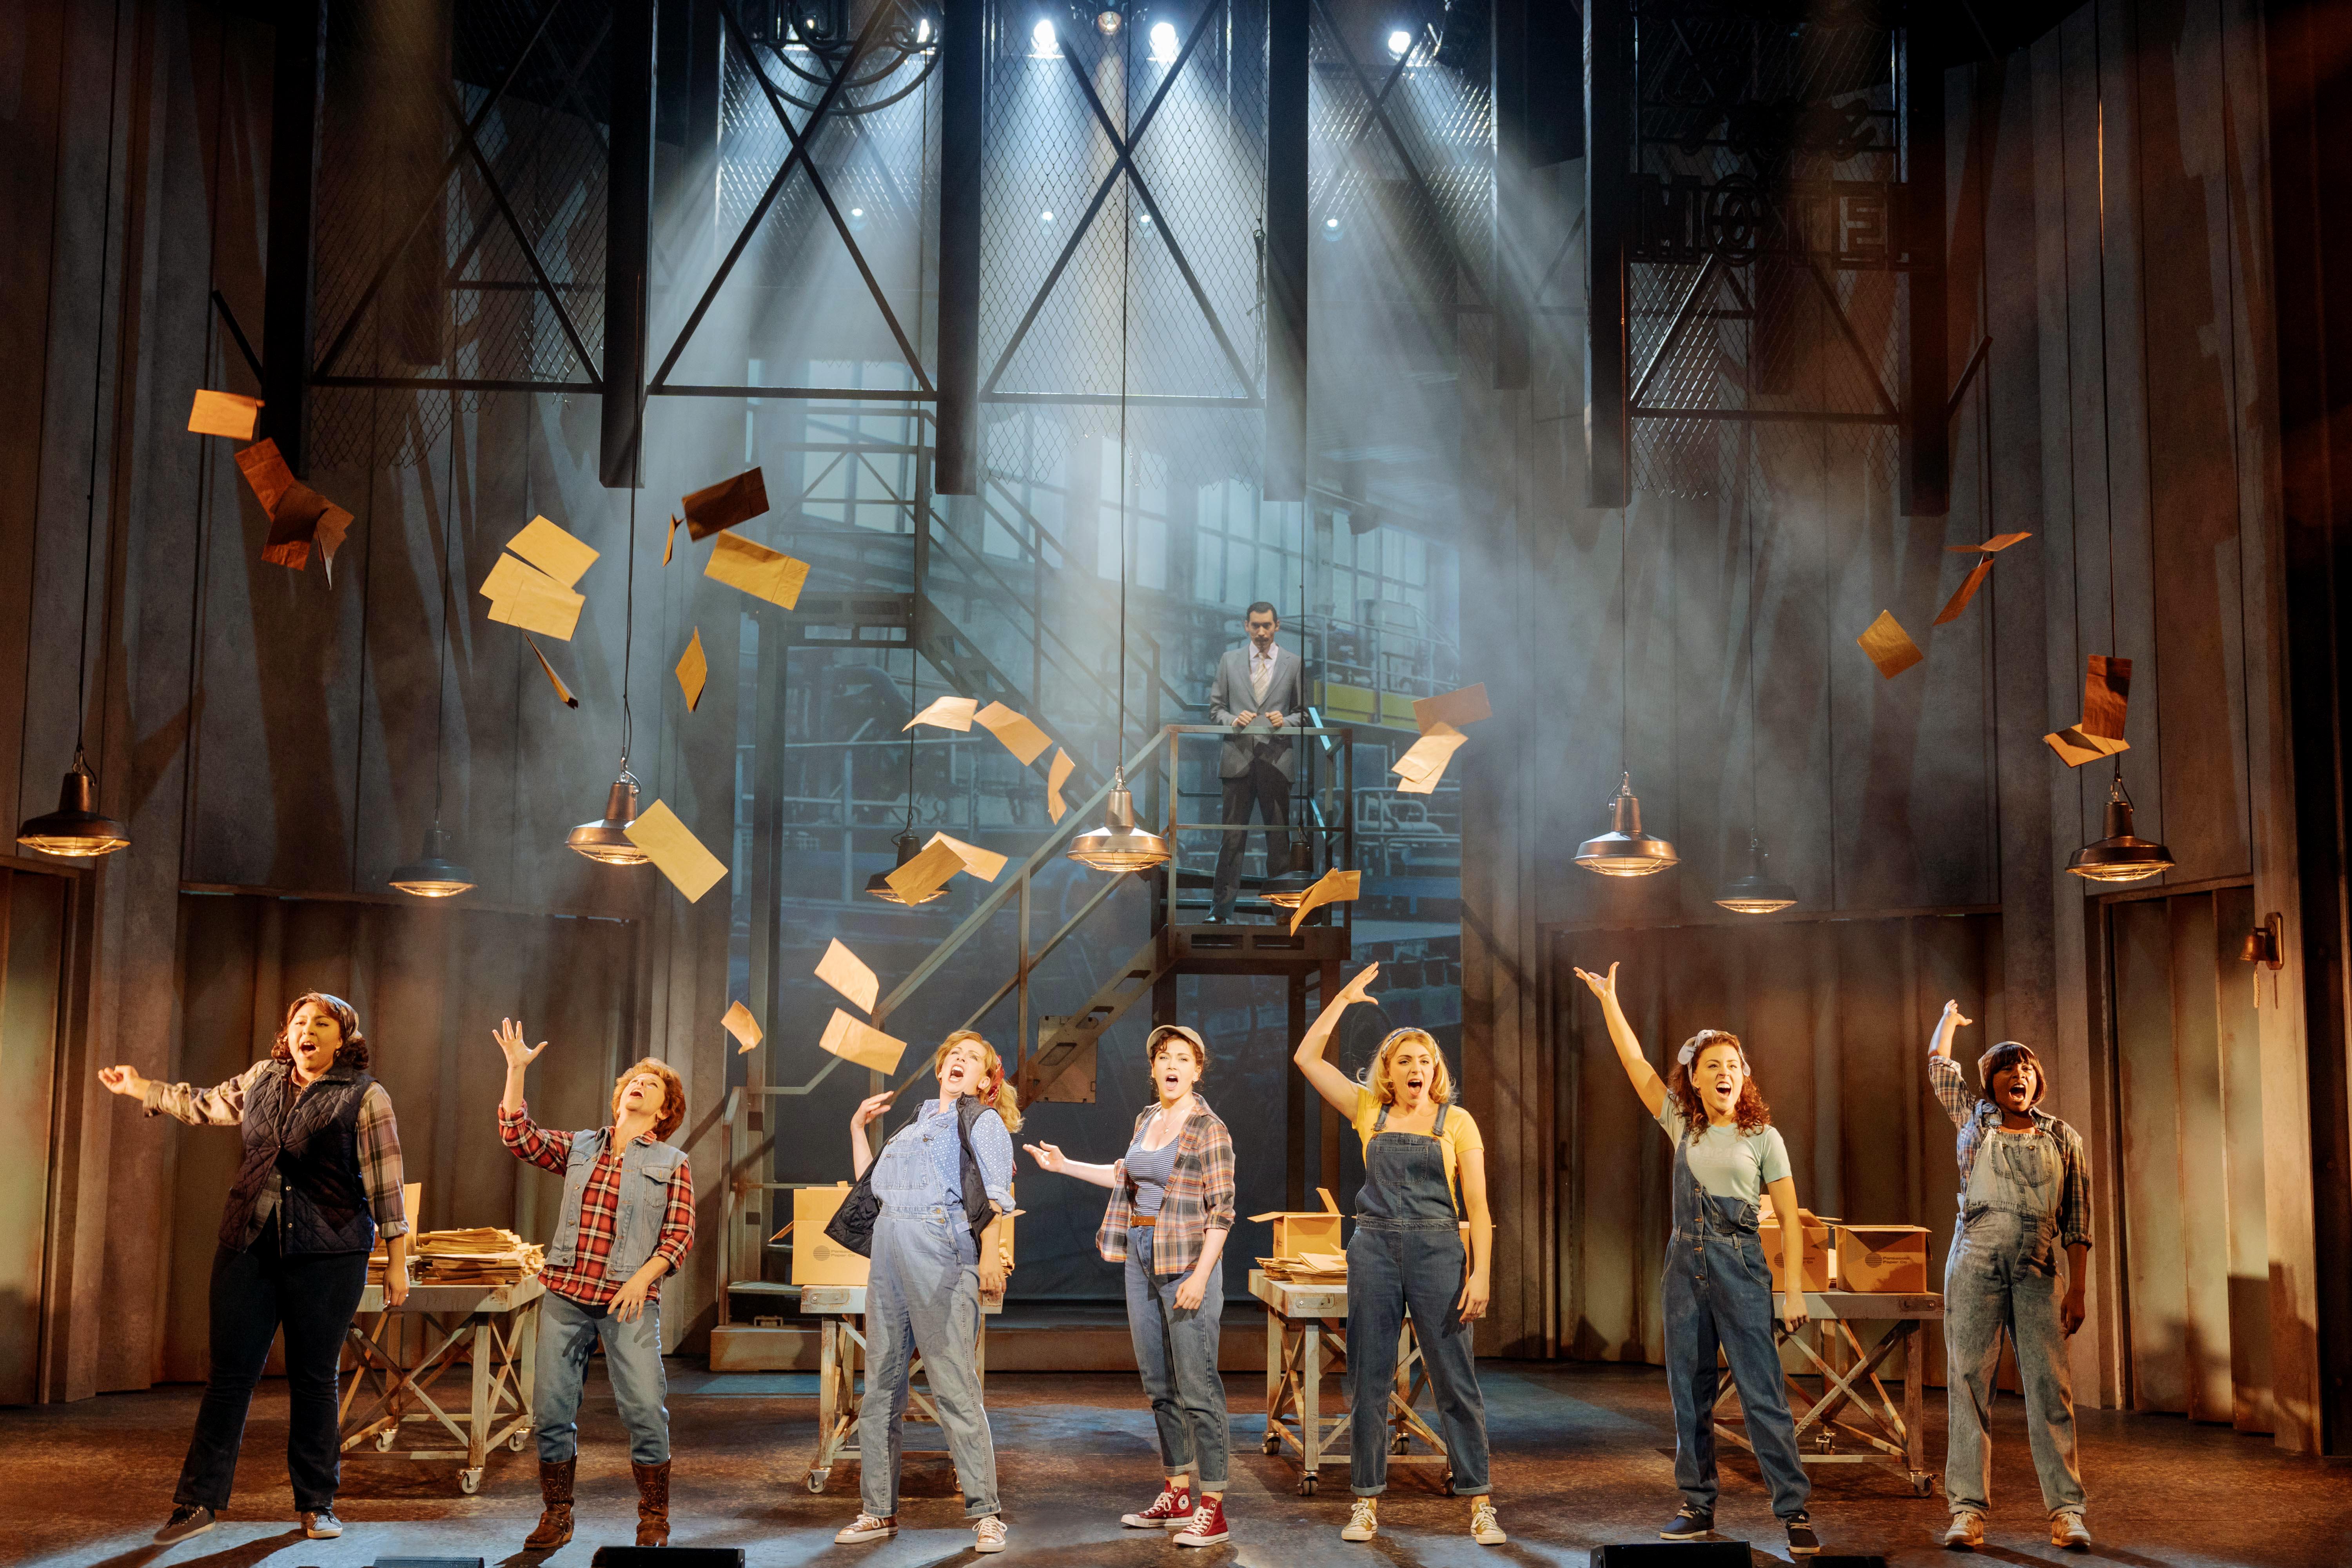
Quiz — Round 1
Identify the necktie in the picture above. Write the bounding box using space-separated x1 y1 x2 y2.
1250 652 1271 707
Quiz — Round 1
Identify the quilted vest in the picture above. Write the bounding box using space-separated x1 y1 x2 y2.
219 1059 377 1255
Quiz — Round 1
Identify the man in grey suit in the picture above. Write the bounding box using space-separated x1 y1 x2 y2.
1207 602 1308 922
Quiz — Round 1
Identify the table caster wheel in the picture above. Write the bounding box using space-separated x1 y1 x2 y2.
1297 1475 1317 1497
1262 1433 1281 1455
1391 1433 1408 1454
1911 1472 1934 1497
374 1428 396 1452
510 1429 530 1452
460 1467 483 1495
808 1469 829 1494
1443 1472 1457 1497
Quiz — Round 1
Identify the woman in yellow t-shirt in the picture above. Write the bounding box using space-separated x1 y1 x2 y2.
1291 963 1503 1547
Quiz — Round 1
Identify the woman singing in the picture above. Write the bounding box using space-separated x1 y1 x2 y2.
98 992 410 1545
1293 964 1505 1547
1574 961 1822 1558
1024 1024 1237 1545
832 1031 1018 1554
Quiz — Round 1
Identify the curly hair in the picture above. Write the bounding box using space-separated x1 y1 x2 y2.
611 1057 687 1142
1666 1029 1772 1134
1147 1024 1210 1079
271 992 370 1074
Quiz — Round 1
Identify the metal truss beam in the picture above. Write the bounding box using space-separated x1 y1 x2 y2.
1265 0 1309 499
935 0 984 494
262 0 327 471
601 0 652 486
1583 0 1632 506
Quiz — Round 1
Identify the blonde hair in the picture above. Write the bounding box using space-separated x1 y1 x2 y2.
1357 1027 1454 1107
932 1029 1023 1133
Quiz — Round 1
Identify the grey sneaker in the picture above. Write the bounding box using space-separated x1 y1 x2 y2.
2051 1510 2092 1550
1660 1508 1713 1540
1784 1512 1820 1557
302 1508 344 1539
834 1513 897 1544
153 1505 215 1545
1943 1511 1986 1550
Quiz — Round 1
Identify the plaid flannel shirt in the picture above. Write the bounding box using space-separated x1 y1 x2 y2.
501 1102 695 1307
1930 1053 2092 1250
143 1060 410 1238
1095 1097 1236 1278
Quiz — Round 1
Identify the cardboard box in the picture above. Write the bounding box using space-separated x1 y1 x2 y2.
786 1184 870 1287
1249 1187 1345 1259
1836 1224 1929 1293
1757 1208 1835 1292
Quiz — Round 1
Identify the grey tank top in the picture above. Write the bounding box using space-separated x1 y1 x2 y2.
1125 1134 1181 1215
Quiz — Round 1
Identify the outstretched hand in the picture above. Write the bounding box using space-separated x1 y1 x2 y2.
1931 999 1973 1057
851 1091 895 1131
1572 961 1621 1003
1023 1141 1068 1174
97 1065 150 1099
1337 962 1381 1005
493 1018 548 1069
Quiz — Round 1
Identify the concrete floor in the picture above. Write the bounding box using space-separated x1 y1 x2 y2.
10 1361 2347 1568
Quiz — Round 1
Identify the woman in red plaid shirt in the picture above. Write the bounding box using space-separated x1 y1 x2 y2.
493 1020 694 1552
1025 1024 1238 1546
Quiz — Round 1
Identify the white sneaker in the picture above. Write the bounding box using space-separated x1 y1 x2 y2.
1341 1497 1379 1542
975 1515 1009 1553
835 1513 897 1544
1470 1500 1506 1544
2051 1510 2092 1550
1943 1512 1985 1550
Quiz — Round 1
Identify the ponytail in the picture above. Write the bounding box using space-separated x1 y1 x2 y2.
934 1030 1024 1134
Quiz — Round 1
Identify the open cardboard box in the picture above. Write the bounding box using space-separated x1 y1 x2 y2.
1249 1187 1345 1258
1757 1207 1837 1292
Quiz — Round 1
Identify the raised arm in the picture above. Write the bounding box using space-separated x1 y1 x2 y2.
1022 1141 1122 1189
1293 962 1380 1116
1927 1000 1977 1127
848 1091 894 1179
492 1019 572 1174
1572 962 1666 1119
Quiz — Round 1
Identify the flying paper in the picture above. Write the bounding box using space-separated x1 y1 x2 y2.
2044 727 2131 767
676 628 707 711
624 800 729 902
815 938 880 1013
664 514 679 566
704 532 808 610
1046 748 1074 823
1857 610 1924 679
1391 722 1468 790
884 836 966 903
525 636 579 707
974 701 1052 765
905 695 978 731
482 553 586 640
2044 655 2133 766
1288 868 1363 935
188 389 262 439
1934 559 1994 625
924 831 1008 882
818 1008 907 1074
506 515 598 588
234 438 296 514
682 468 770 541
1412 683 1491 733
722 1001 763 1053
261 482 354 573
1946 532 2033 554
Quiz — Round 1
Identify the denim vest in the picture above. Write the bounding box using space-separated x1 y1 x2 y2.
541 1126 690 1278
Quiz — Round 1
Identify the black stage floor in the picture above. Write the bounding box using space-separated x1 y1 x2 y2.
9 1361 2345 1567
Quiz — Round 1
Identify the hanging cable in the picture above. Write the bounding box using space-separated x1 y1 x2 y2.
622 485 637 765
71 16 127 770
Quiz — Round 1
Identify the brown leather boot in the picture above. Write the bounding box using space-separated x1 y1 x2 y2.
524 1457 575 1551
632 1459 672 1547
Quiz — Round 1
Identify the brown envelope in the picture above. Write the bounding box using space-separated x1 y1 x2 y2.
722 1001 764 1053
1411 683 1491 733
677 628 708 711
815 938 880 1014
1857 611 1924 678
975 701 1052 765
526 637 579 708
2081 654 2131 739
885 836 966 903
235 439 297 514
261 482 349 572
483 553 586 640
1046 749 1075 823
2043 728 2132 767
624 800 729 901
1289 868 1363 934
924 831 1008 882
188 389 263 439
819 1008 908 1074
1391 723 1468 784
682 468 770 541
665 514 679 566
906 695 978 731
704 532 809 610
1945 532 2033 554
506 515 599 588
1934 559 1994 625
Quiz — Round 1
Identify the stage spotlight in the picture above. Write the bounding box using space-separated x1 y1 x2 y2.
1387 27 1412 58
1138 212 1154 230
1149 19 1178 59
1030 16 1058 53
1040 208 1055 223
1096 5 1123 35
847 205 868 232
1323 214 1343 242
916 16 931 42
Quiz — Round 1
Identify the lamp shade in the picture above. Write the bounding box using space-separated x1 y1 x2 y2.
866 829 949 905
1068 771 1170 872
16 764 129 858
2067 775 2174 884
1575 773 1678 877
566 774 649 866
1713 836 1795 913
388 825 476 898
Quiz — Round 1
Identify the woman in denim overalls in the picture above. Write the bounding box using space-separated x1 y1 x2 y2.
833 1033 1019 1555
1293 963 1506 1547
1927 1002 2093 1552
1577 962 1824 1559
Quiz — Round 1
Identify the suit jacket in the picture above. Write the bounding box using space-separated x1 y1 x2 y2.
1208 643 1309 780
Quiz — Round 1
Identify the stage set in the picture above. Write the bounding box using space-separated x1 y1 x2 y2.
7 0 2352 1565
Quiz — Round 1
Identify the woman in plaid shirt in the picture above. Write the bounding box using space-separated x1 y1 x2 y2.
1024 1025 1238 1546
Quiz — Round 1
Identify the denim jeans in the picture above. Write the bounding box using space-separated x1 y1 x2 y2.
533 1285 671 1465
174 1230 368 1513
859 1205 1000 1519
1125 1223 1229 1488
1345 1218 1492 1495
1944 1205 2087 1517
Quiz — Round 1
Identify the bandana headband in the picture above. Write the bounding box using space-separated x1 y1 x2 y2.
1679 1030 1742 1068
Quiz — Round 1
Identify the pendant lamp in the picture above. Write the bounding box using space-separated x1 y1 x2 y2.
568 490 649 867
20 33 129 861
1069 27 1169 876
2067 767 2174 884
1713 426 1789 913
1575 772 1679 876
869 659 947 903
389 825 476 897
392 401 475 897
1714 836 1796 913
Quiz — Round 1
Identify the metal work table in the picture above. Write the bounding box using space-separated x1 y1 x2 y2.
1713 1289 1944 1497
338 1276 543 1494
800 1281 1004 1496
1249 1270 1452 1497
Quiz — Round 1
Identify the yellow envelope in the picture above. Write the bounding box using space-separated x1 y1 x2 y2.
905 695 978 731
1046 748 1074 823
506 515 599 588
885 836 966 903
526 636 579 708
924 831 1007 882
1857 611 1923 679
704 532 809 609
820 1008 908 1074
1289 868 1363 934
2043 728 2131 767
722 1001 763 1053
815 938 879 1014
975 701 1053 765
624 800 729 902
677 628 707 711
188 389 262 439
1391 723 1468 784
1411 683 1491 733
481 552 587 640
